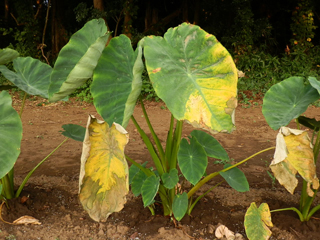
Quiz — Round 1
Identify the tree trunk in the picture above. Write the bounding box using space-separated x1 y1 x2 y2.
193 0 200 24
4 0 9 22
182 0 188 23
145 0 152 30
123 0 133 38
93 0 104 11
93 0 112 43
51 0 68 57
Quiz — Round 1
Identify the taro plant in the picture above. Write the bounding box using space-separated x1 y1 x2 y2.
0 46 87 201
244 76 320 239
43 19 280 222
0 18 111 206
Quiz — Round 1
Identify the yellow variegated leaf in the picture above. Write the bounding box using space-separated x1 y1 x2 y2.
79 115 129 222
143 23 237 134
244 203 273 240
270 127 319 196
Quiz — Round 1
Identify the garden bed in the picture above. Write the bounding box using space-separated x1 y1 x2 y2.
0 96 320 240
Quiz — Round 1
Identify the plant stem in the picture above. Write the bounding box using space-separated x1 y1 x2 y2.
188 181 223 215
300 180 308 211
7 168 14 195
270 207 304 222
313 130 320 163
307 204 320 221
14 137 69 198
130 115 164 175
140 98 165 163
164 114 175 168
158 185 171 216
169 120 183 170
125 155 153 177
1 175 14 200
19 91 27 118
187 147 275 198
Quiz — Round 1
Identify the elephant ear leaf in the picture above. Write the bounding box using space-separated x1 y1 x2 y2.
262 77 319 130
0 91 22 179
79 115 129 222
0 57 52 98
91 34 143 128
244 202 273 240
0 48 19 64
143 23 238 134
49 18 110 102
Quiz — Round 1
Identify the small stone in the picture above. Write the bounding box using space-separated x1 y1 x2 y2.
98 229 104 236
117 225 130 235
207 224 215 234
74 226 81 231
64 214 71 222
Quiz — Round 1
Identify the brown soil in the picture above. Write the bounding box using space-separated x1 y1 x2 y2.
1 94 320 240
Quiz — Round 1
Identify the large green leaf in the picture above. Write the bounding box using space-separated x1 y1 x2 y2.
220 164 249 192
190 130 229 160
79 115 129 222
0 48 19 65
161 168 179 189
49 18 110 102
91 34 143 128
61 124 86 142
141 175 160 207
0 91 22 179
262 77 319 130
0 57 52 98
244 203 273 240
172 192 188 221
178 137 208 185
143 23 238 134
131 170 148 196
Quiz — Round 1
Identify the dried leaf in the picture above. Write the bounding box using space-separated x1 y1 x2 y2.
271 127 319 196
20 195 29 204
215 224 244 240
13 216 41 225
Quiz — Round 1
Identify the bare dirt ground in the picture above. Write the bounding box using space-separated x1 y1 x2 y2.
1 93 320 240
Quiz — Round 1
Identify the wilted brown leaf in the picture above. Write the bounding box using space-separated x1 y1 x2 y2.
13 216 41 225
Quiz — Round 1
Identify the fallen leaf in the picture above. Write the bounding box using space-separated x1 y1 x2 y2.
20 195 29 204
215 224 244 240
13 216 41 225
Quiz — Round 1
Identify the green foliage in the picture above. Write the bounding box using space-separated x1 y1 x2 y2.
74 2 107 23
236 48 320 94
1 0 42 58
290 0 317 53
222 0 276 55
71 79 93 103
140 70 159 101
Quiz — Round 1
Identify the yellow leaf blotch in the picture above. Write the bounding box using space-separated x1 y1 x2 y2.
183 88 236 133
259 203 273 228
86 119 128 193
